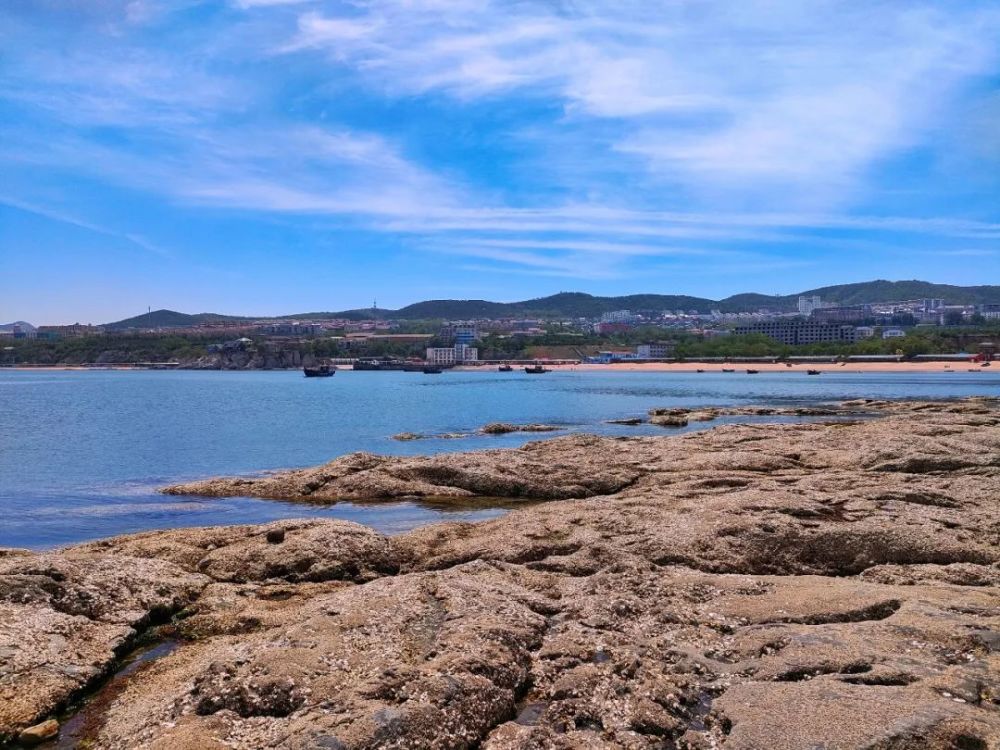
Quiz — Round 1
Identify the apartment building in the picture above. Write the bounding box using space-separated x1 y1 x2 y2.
733 321 857 346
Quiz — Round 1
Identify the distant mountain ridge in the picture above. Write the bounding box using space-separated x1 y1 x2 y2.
104 280 1000 328
0 321 37 332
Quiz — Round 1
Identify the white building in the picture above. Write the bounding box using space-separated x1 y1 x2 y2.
636 343 674 359
600 310 634 323
426 344 479 365
797 295 825 317
882 328 906 339
855 326 876 339
426 348 455 365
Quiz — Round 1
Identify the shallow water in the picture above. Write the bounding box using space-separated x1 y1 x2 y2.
1 368 997 548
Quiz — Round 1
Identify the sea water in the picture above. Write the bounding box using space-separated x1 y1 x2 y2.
1 368 996 548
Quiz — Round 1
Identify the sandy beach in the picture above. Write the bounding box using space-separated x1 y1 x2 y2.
460 360 992 373
6 360 994 374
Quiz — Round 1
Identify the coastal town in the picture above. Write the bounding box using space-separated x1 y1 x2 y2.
4 287 1000 369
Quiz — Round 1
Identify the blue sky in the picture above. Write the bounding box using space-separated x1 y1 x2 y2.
2 0 999 324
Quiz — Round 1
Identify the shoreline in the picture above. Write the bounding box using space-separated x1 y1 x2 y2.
4 398 1000 747
2 398 999 747
5 361 995 374
462 361 993 373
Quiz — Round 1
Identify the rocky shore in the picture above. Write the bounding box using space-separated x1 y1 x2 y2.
2 398 999 748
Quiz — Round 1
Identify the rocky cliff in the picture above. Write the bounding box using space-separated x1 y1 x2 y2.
2 399 999 749
183 347 318 370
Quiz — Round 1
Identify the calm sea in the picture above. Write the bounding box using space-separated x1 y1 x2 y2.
2 368 997 549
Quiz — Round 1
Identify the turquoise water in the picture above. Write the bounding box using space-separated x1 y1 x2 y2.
1 368 997 549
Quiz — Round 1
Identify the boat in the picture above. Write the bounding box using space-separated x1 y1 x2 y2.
806 369 821 375
422 366 443 374
696 368 705 373
498 364 513 372
303 364 335 377
352 358 388 371
354 358 420 371
745 369 759 374
722 368 735 373
524 364 550 374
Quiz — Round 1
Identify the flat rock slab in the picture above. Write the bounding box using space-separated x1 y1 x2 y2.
3 398 1000 749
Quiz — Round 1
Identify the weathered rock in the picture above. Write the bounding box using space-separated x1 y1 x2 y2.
0 553 207 742
164 436 643 502
76 520 401 584
18 718 59 745
480 423 562 435
4 399 1000 749
649 414 688 427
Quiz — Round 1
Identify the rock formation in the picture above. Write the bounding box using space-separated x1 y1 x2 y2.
479 423 562 435
2 398 999 749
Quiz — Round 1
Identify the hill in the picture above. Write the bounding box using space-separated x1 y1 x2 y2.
104 310 248 330
103 280 1000 327
0 321 36 332
392 293 715 319
715 293 791 313
796 280 1000 306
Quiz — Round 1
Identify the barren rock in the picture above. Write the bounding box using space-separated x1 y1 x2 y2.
480 423 562 435
4 399 1000 749
18 718 59 745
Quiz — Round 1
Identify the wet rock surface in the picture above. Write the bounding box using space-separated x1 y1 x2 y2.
0 553 206 744
3 398 1000 749
479 423 562 435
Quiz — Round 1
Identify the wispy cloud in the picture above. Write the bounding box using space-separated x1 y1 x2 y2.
0 197 171 258
281 1 1000 206
1 0 997 296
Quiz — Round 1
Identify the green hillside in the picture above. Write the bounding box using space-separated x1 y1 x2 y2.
394 293 718 319
796 280 1000 306
104 310 239 329
104 280 1000 327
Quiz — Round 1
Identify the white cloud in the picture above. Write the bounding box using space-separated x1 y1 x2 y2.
2 0 997 285
281 0 1000 204
0 197 171 257
235 0 314 7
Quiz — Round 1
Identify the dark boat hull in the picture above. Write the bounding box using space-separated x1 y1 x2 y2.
303 367 335 377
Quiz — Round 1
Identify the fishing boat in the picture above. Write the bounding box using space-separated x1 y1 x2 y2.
524 364 550 374
498 363 513 372
745 369 759 374
806 369 821 375
303 364 335 377
422 366 443 374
